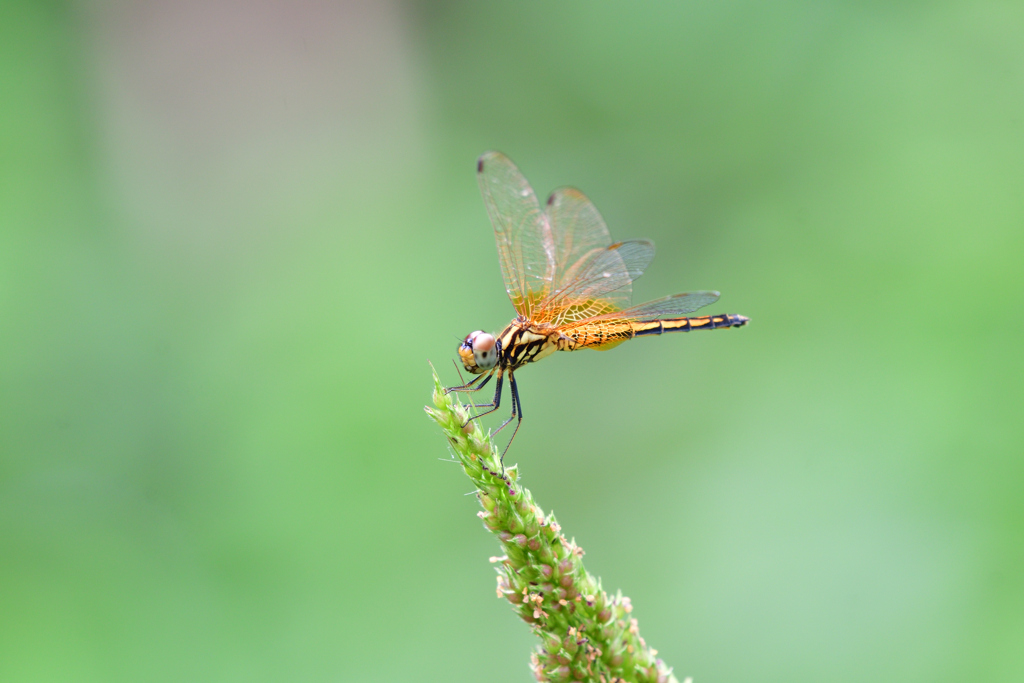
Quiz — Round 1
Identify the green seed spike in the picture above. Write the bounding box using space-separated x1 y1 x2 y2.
426 366 681 683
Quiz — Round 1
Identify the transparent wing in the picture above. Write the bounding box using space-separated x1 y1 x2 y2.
530 186 655 324
532 239 656 325
476 151 555 318
560 291 721 330
544 187 615 288
477 154 659 325
611 290 721 319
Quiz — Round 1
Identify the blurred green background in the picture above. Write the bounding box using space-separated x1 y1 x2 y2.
2 1 1023 681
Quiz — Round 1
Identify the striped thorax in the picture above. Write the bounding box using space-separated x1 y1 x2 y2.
497 320 559 370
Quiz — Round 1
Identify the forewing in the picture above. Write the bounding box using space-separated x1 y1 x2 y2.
477 152 555 318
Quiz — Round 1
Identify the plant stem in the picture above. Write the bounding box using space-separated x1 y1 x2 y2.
426 369 682 683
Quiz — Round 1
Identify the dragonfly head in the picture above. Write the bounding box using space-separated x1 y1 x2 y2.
458 330 498 374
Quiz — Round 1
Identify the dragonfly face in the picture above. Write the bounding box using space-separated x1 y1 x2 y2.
446 151 749 464
458 330 498 374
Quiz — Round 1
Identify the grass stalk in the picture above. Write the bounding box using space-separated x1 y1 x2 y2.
425 369 684 683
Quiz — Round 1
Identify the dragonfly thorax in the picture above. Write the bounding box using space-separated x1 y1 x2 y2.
458 330 498 374
497 321 560 370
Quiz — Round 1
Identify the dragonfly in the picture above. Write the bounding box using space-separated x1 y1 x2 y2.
447 152 748 461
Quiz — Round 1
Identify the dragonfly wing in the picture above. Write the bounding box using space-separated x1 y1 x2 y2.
613 290 721 319
477 155 658 325
525 186 655 324
534 239 656 325
546 187 658 294
477 152 556 318
544 187 614 286
558 290 720 327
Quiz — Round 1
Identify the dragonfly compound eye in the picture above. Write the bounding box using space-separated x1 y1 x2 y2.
471 332 497 371
458 330 493 374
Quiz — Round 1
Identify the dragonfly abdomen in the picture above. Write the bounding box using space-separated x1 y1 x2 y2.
633 314 749 336
559 321 634 351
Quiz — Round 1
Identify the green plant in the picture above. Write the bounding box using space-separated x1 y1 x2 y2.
426 369 684 683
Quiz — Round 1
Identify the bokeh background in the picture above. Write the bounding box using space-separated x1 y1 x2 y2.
2 1 1023 681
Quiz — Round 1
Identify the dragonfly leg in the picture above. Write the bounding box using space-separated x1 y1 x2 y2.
462 370 503 426
444 370 491 395
465 374 495 405
452 373 494 419
492 380 517 436
495 372 523 467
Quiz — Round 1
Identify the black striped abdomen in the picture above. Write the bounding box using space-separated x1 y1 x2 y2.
633 313 749 336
